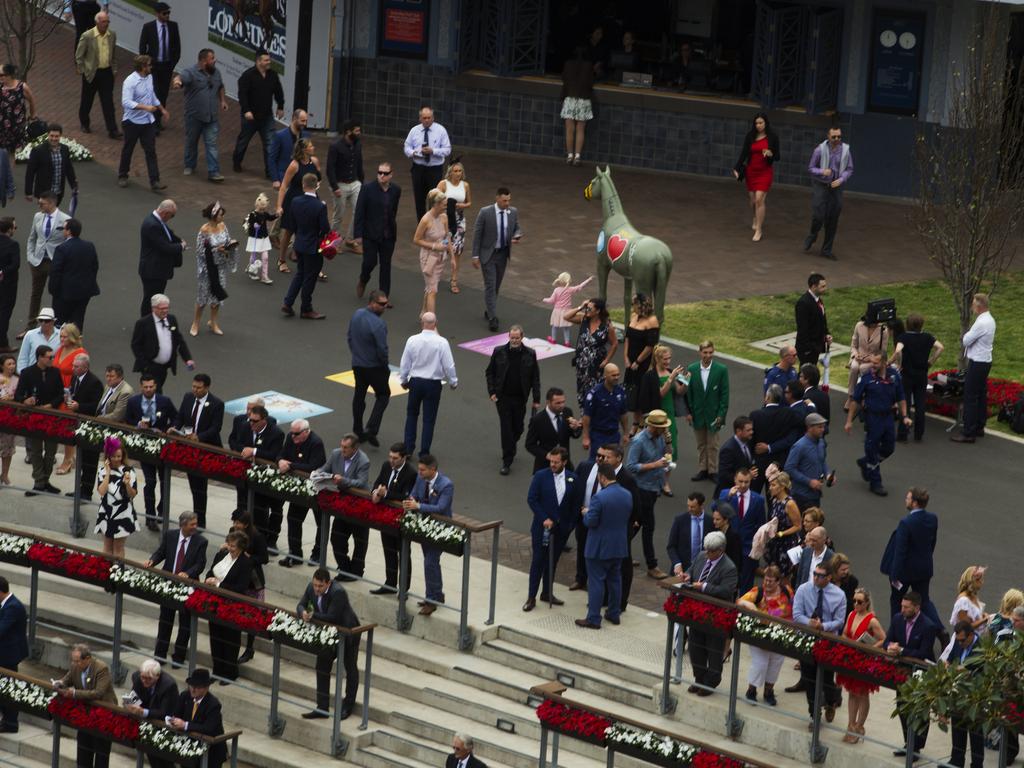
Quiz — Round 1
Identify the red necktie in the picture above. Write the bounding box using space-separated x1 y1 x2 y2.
737 493 745 519
817 299 824 314
174 539 187 573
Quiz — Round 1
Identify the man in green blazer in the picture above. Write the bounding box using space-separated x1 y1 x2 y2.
684 341 729 482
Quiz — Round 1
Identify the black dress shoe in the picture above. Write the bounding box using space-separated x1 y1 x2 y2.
489 317 499 332
803 235 815 251
690 470 709 482
334 573 358 582
278 557 295 567
43 483 60 494
365 434 379 447
784 681 806 693
146 520 161 531
301 710 328 719
109 130 124 139
893 750 907 757
522 598 536 612
499 465 510 475
687 685 699 693
539 594 564 606
25 489 40 497
280 305 295 317
950 434 975 443
568 582 585 591
339 707 352 721
217 679 230 686
81 125 92 134
694 688 713 697
369 586 397 595
575 618 600 629
238 648 254 664
0 723 19 733
870 485 888 497
603 614 620 625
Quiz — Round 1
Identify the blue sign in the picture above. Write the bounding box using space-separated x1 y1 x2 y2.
868 11 926 115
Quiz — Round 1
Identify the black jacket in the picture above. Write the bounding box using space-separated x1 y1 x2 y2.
236 66 284 120
371 460 417 501
14 365 63 408
524 406 582 472
138 19 181 68
131 669 178 720
749 404 802 476
446 755 487 768
172 690 225 765
803 386 831 425
666 510 714 571
24 143 78 200
0 234 18 283
279 431 326 472
174 392 224 446
296 581 360 642
227 412 278 453
138 213 184 282
131 313 193 375
795 291 829 358
713 434 755 498
206 550 254 595
485 342 541 403
326 136 364 189
68 370 103 417
353 181 401 242
734 129 781 179
149 530 208 579
49 237 100 301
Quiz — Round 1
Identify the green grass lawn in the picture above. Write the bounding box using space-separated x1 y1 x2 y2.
624 273 1024 383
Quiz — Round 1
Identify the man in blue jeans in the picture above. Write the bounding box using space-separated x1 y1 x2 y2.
398 312 458 457
173 49 227 182
232 49 284 177
402 454 454 615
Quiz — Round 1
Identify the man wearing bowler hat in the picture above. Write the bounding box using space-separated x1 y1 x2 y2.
167 669 226 768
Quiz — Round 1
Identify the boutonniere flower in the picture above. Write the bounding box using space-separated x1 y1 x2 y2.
567 477 575 483
297 453 303 459
86 677 92 685
169 326 176 332
256 439 262 446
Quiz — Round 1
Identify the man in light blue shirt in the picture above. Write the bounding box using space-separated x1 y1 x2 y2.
403 106 451 220
118 54 167 192
16 309 59 373
626 409 671 579
793 565 845 720
347 290 390 446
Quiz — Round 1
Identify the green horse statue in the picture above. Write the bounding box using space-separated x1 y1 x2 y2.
584 166 673 322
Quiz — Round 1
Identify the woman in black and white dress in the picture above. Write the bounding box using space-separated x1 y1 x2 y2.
94 438 138 558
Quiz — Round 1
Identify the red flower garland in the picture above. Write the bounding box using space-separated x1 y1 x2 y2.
184 590 275 632
691 752 744 768
663 593 738 633
26 543 111 583
535 700 611 742
1005 701 1024 733
160 441 250 481
48 697 140 742
317 490 404 529
927 369 1023 418
0 404 76 440
811 639 908 686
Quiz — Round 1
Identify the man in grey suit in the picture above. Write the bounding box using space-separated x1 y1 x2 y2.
319 434 371 581
21 192 70 338
679 530 737 694
471 187 522 332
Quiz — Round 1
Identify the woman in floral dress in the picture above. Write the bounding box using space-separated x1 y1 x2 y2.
564 297 618 408
95 438 138 558
0 354 18 484
763 471 802 585
0 65 36 159
192 201 236 337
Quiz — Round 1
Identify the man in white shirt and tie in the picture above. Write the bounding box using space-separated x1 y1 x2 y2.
471 188 522 332
398 312 458 457
403 106 451 221
20 193 69 338
446 733 487 768
952 293 996 443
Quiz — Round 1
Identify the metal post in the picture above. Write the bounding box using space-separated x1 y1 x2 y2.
396 535 411 631
538 723 548 768
486 526 499 626
809 664 827 763
546 536 554 608
606 745 615 767
50 717 61 768
231 734 239 768
725 639 744 737
458 532 472 651
111 591 126 684
904 726 916 768
200 753 208 768
28 566 39 656
359 628 373 731
551 730 560 767
999 727 1009 768
160 464 172 536
246 485 255 518
660 618 675 715
268 639 285 737
71 459 83 537
673 625 685 683
318 510 330 570
135 750 144 768
188 613 199 674
331 637 346 756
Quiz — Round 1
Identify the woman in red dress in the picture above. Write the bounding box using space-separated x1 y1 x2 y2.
835 587 886 743
733 112 780 242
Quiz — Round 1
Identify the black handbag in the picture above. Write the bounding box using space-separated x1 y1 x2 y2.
25 118 49 141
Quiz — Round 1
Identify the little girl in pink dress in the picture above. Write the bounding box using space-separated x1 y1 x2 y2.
542 272 593 345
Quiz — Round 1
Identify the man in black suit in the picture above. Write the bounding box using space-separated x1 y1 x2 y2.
278 419 327 567
794 273 831 365
63 353 103 424
713 416 755 498
884 591 938 760
173 373 224 528
281 173 330 320
125 373 177 530
447 734 488 768
137 3 180 133
667 492 713 576
227 396 277 508
71 0 102 46
365 443 418 592
125 659 178 768
131 293 194 393
0 217 20 352
238 404 285 547
485 325 541 475
0 575 29 733
297 568 361 721
24 125 79 206
353 160 401 299
138 201 187 316
524 387 582 472
798 363 830 424
48 218 99 330
749 384 802 493
144 511 208 664
14 345 64 495
167 669 226 768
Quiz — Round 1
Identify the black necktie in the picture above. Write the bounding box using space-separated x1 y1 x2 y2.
423 125 430 146
815 588 824 618
498 209 506 248
191 399 201 431
554 413 562 433
70 377 79 398
388 469 398 489
159 24 167 61
591 471 599 499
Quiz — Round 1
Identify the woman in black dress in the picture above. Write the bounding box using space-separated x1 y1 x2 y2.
564 298 618 408
231 511 268 664
623 293 660 434
274 138 321 275
892 313 944 441
204 530 254 684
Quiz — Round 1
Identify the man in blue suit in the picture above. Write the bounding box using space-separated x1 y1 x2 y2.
402 454 453 616
884 591 938 760
667 492 713 576
523 446 578 612
281 173 330 320
48 218 100 331
0 575 29 732
879 486 940 627
125 373 177 530
577 464 631 629
715 467 766 594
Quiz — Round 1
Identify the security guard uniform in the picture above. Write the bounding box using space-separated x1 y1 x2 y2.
851 365 906 492
583 382 628 459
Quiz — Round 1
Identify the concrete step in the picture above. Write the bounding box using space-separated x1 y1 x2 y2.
351 744 430 768
0 719 179 768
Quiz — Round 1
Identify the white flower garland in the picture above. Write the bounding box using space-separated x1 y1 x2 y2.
108 564 194 604
604 722 698 763
399 513 466 548
246 464 314 500
138 722 208 758
74 424 165 461
14 135 94 163
267 610 340 650
0 532 33 559
0 675 55 714
734 613 817 656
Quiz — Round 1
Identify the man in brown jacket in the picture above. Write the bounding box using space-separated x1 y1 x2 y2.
54 644 117 767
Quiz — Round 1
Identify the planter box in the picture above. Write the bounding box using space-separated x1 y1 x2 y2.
733 631 815 663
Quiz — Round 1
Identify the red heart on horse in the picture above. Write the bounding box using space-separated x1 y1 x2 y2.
607 234 628 262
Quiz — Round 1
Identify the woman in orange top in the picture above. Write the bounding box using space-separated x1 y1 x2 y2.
53 323 86 475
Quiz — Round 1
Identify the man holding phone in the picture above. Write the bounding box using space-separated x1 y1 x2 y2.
403 106 451 220
471 187 522 332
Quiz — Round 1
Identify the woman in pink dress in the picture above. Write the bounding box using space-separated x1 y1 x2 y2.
413 189 452 316
733 112 780 242
836 587 886 743
542 271 592 345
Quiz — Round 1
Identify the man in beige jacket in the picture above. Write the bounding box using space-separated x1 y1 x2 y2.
74 10 121 138
54 644 117 767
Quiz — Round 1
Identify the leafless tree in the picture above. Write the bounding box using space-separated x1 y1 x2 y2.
0 0 65 81
912 5 1024 350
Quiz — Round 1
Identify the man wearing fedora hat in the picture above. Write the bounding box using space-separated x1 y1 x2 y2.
784 412 832 510
626 409 673 580
167 668 226 767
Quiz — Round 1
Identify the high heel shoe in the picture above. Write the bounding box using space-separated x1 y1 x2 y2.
55 462 74 475
189 325 199 337
207 322 224 336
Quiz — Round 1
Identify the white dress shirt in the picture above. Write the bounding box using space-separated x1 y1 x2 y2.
553 470 566 505
402 121 451 167
153 313 173 364
700 362 712 389
399 329 458 387
962 310 995 363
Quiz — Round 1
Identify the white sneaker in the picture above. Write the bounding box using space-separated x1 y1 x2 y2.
183 168 193 176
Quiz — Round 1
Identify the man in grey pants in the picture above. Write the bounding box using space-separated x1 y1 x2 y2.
803 126 853 261
471 187 522 332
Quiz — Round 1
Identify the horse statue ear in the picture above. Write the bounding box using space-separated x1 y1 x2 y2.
604 166 612 177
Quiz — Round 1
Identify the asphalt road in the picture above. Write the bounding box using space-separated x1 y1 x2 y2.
3 159 1018 623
